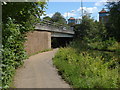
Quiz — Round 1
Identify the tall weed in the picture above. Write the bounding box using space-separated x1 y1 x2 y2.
53 47 119 88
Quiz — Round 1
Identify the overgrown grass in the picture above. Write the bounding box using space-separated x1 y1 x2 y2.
28 48 53 57
53 41 119 88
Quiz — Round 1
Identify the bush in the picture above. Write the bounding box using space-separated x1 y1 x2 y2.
2 18 27 88
53 47 119 88
2 2 47 88
74 15 107 43
88 37 116 50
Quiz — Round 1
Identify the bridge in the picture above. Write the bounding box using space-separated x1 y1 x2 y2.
24 20 75 55
35 20 75 37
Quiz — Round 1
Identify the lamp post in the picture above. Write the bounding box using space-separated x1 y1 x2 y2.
67 12 69 24
81 0 83 20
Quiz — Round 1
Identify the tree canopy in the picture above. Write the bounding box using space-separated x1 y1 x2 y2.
43 16 52 21
2 2 46 23
2 2 47 33
74 15 107 42
106 1 120 41
2 2 47 88
51 12 67 25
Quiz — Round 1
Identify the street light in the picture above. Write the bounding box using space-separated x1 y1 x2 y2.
81 0 83 20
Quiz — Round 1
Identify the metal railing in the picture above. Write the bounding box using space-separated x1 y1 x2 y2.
37 19 74 33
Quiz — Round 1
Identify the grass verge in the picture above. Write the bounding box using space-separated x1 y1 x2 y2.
53 42 119 88
28 48 53 57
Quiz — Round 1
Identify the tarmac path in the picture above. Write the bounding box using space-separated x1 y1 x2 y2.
14 48 70 88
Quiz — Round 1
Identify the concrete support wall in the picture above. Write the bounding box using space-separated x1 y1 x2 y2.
24 31 51 55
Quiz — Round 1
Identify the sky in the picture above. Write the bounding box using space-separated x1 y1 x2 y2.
41 0 108 21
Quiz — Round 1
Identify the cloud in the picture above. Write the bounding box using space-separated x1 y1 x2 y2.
95 0 107 6
40 13 54 19
77 7 98 14
46 13 54 17
41 11 76 19
62 6 98 19
78 16 82 19
63 11 76 18
71 10 76 13
97 14 99 21
41 6 98 20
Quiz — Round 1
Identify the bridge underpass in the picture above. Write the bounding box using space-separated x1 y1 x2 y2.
35 22 74 48
24 20 75 55
51 37 73 48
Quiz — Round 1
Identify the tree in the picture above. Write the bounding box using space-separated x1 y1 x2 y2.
106 1 120 41
2 2 47 88
51 12 67 25
43 16 52 21
74 15 107 42
2 2 46 23
2 2 47 33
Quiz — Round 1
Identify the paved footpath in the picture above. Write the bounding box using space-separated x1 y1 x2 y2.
14 48 70 88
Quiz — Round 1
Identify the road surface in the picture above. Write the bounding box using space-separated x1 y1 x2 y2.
14 48 70 88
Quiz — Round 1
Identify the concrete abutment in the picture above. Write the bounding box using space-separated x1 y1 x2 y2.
24 31 51 55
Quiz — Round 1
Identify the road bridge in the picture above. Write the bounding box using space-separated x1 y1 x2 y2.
35 20 74 37
25 20 75 55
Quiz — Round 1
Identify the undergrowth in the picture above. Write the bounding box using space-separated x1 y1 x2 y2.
2 18 27 88
53 41 119 88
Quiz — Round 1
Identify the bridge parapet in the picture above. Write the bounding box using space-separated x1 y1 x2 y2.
35 20 74 35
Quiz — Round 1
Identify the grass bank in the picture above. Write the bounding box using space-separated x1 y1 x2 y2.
53 41 119 88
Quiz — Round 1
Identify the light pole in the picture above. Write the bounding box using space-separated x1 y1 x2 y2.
81 0 83 20
67 12 69 24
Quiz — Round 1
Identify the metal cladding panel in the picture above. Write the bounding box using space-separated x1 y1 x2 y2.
99 13 109 17
68 19 75 23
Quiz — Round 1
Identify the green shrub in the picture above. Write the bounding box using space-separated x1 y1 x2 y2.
2 18 27 88
89 38 116 50
74 15 107 43
2 2 47 88
53 47 119 88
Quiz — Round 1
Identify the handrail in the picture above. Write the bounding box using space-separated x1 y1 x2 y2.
39 19 74 31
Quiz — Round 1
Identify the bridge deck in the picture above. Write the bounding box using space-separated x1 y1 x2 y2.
35 24 74 35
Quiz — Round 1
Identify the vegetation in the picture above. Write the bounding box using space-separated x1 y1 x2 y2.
53 1 120 88
28 48 53 57
106 1 120 41
43 16 52 21
51 12 67 25
53 41 119 88
43 12 67 27
2 2 47 88
74 15 107 43
1 1 120 89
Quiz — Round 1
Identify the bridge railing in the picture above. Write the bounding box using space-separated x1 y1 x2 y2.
38 19 74 33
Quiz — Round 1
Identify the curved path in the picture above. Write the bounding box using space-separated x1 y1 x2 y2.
14 49 70 88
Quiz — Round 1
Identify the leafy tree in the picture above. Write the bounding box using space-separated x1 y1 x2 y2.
2 2 47 88
2 2 46 23
43 16 52 21
74 15 107 42
2 2 47 33
51 12 67 25
106 1 120 41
